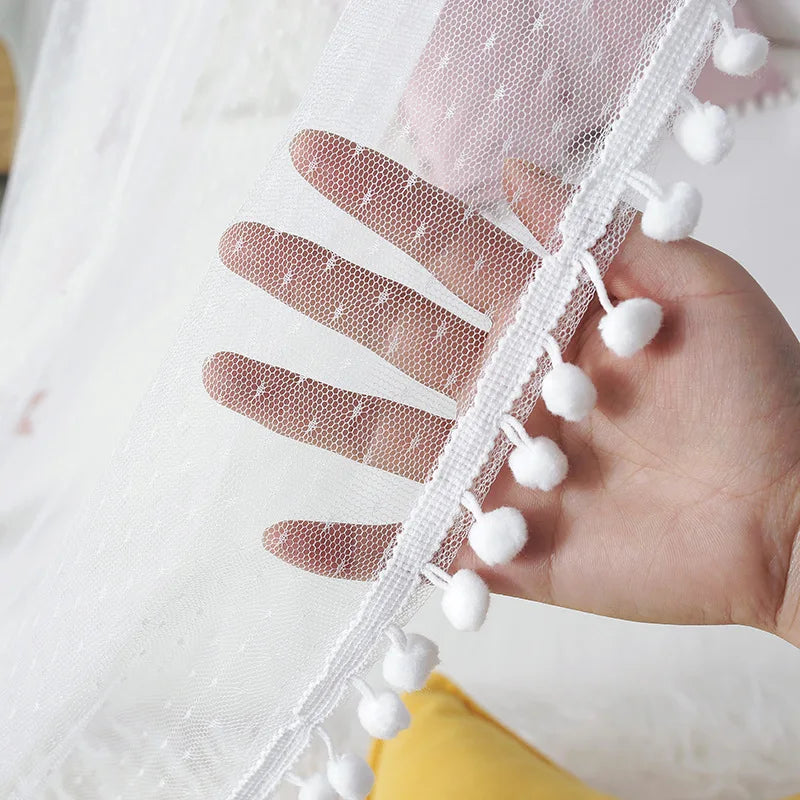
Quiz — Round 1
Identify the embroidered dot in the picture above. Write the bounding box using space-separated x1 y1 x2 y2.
396 120 412 140
362 443 377 467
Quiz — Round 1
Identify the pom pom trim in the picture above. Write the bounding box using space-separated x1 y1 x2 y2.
267 5 760 794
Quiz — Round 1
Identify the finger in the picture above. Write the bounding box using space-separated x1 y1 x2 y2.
290 129 538 315
502 156 730 305
219 222 487 397
202 352 452 482
605 220 745 304
263 520 399 580
501 158 574 247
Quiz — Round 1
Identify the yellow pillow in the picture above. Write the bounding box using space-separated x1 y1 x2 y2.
368 673 615 799
369 674 800 800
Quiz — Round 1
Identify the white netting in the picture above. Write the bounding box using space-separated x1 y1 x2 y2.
0 0 723 797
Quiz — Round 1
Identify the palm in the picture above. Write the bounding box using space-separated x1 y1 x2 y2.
473 237 800 631
204 129 800 638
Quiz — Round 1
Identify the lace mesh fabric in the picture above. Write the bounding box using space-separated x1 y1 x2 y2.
0 0 727 797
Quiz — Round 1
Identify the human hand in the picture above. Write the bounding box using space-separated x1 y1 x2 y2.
203 129 800 645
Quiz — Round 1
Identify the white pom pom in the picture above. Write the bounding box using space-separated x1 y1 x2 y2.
298 773 338 800
541 362 597 422
382 632 439 692
357 690 410 739
599 298 663 357
508 436 568 491
327 754 374 800
640 181 701 242
440 569 490 631
468 505 527 566
713 28 768 76
674 103 733 165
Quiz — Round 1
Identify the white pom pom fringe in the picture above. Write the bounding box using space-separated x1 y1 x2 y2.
425 564 490 632
382 626 439 692
501 416 567 491
296 773 338 800
539 337 597 422
541 362 596 422
326 754 374 800
576 252 662 358
462 492 527 566
674 97 733 165
713 28 768 77
354 680 410 739
599 298 663 357
639 180 702 242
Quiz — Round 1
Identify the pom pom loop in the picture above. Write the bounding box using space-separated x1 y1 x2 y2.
424 564 490 631
709 0 769 77
289 772 338 800
599 298 663 357
628 171 701 242
462 491 527 566
314 729 375 800
540 336 597 421
576 252 663 357
501 415 568 491
326 754 374 800
382 625 439 692
674 92 733 165
713 28 768 76
352 678 410 739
